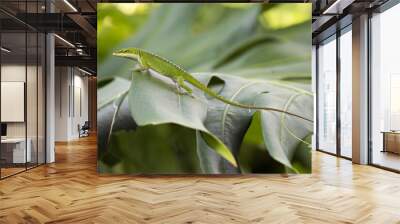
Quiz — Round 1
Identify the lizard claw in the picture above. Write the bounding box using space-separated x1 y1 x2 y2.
177 91 195 98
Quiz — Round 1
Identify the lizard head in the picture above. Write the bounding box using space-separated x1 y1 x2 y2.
113 48 141 62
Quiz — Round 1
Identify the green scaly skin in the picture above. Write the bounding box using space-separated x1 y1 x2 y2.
113 48 312 123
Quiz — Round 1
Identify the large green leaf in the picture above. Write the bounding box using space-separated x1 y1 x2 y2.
192 73 312 173
239 113 312 173
98 70 313 173
255 90 313 172
128 70 237 167
97 77 130 110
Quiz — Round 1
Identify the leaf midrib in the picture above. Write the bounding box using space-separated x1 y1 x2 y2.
221 81 259 142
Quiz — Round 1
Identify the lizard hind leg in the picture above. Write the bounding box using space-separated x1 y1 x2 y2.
173 80 184 95
176 77 193 96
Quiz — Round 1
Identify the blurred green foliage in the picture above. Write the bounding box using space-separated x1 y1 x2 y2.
99 124 201 174
260 4 311 29
97 3 313 174
98 3 151 63
98 3 311 67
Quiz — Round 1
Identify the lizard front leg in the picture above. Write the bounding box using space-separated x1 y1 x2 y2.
131 64 148 73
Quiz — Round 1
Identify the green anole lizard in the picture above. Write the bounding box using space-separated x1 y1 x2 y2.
113 48 312 123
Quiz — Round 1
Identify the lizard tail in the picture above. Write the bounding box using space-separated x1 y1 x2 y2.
186 75 312 123
212 93 313 123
